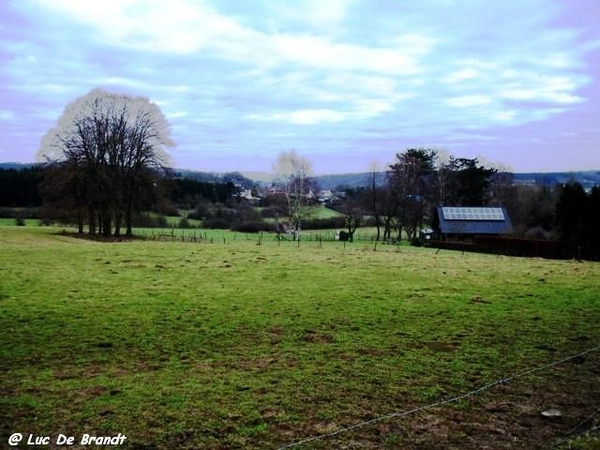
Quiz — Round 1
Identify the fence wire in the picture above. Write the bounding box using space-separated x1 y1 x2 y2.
277 345 600 449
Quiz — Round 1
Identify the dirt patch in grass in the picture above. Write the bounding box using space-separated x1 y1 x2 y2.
238 357 276 371
292 353 600 449
300 329 335 344
407 340 461 353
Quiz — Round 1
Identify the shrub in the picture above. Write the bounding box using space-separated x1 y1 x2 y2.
132 213 169 228
188 203 212 221
154 201 179 217
156 215 169 228
203 218 231 229
260 207 284 218
14 217 26 226
338 230 351 241
302 217 346 230
178 218 192 229
410 237 424 247
232 221 273 233
524 226 551 240
0 208 40 219
361 216 377 227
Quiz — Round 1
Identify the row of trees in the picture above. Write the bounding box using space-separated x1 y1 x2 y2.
259 147 506 243
37 89 173 236
330 148 499 242
22 88 600 249
0 166 239 213
335 150 599 247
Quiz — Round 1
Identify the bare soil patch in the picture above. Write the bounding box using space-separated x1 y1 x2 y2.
301 352 600 449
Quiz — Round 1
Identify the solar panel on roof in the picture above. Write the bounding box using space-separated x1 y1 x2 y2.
442 207 505 221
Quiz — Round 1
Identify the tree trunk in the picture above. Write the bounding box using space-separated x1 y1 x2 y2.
102 213 111 237
114 212 122 237
88 209 96 235
125 194 134 237
383 217 392 241
371 174 381 241
77 212 84 234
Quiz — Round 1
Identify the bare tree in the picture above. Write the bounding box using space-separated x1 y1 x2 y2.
273 150 313 240
380 177 400 242
367 162 383 241
37 88 173 236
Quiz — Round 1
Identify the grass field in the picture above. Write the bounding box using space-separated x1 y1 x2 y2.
133 226 379 244
1 225 599 449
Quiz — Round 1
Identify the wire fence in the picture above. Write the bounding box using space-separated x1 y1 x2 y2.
132 227 397 250
277 345 600 449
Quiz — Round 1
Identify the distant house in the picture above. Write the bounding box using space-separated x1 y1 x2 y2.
317 189 335 203
433 206 512 241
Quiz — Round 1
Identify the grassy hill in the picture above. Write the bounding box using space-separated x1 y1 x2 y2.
1 226 599 449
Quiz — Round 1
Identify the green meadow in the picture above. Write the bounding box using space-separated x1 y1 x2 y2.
1 226 599 449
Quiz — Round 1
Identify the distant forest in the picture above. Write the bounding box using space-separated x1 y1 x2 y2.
1 163 599 210
1 162 599 253
312 170 600 191
2 162 599 195
0 165 247 208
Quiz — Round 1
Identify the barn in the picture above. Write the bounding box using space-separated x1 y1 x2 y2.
433 206 512 241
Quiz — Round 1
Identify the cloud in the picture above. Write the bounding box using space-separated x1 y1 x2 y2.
265 0 353 30
30 0 253 55
1 0 599 173
270 34 425 75
445 95 494 108
94 76 152 91
442 68 485 84
248 109 346 125
32 0 432 77
0 110 16 121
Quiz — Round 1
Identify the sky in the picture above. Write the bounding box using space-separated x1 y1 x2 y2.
1 0 599 175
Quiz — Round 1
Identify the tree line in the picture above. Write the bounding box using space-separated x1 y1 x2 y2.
0 167 43 207
333 148 498 242
3 88 598 250
0 167 237 207
329 148 599 249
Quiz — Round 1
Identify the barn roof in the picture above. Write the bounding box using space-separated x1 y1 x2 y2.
436 206 512 235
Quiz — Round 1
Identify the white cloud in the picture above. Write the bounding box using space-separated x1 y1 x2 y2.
95 76 151 90
270 34 424 75
247 108 346 125
500 88 583 105
442 68 484 84
164 85 192 94
3 0 599 172
0 110 16 121
32 0 254 55
499 74 586 105
167 111 189 119
445 95 494 108
268 0 352 29
491 109 518 123
33 0 432 77
538 53 579 69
